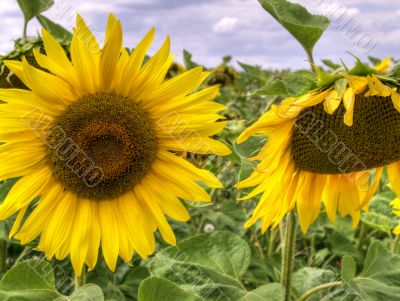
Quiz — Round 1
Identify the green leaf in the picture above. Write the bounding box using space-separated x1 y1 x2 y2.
0 259 60 300
258 0 330 56
314 65 340 88
322 59 341 70
16 0 54 22
341 255 356 282
138 277 201 301
292 268 336 301
66 284 104 301
150 231 251 300
0 179 18 204
237 62 273 83
361 212 392 234
346 241 400 300
282 70 317 95
348 58 377 76
238 283 284 301
183 50 199 69
36 15 72 43
254 79 289 96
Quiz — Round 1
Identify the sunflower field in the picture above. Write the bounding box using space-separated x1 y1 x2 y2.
0 0 400 300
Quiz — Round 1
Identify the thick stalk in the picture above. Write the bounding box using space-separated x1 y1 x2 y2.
281 211 296 301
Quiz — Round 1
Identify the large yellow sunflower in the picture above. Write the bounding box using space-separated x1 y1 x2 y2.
0 14 230 275
238 71 400 233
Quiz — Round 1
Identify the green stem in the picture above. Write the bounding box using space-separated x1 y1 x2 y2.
14 247 30 265
298 281 342 301
0 240 6 275
306 49 316 73
268 228 278 259
308 234 316 265
357 222 365 251
392 235 400 254
74 268 86 290
281 211 297 301
22 19 28 42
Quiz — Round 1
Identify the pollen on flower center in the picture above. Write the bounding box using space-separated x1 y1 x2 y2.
292 94 400 174
46 92 158 200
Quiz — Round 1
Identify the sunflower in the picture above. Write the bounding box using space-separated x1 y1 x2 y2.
375 56 393 74
0 14 230 275
237 69 400 233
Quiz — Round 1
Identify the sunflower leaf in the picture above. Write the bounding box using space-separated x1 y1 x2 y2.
138 277 202 301
348 58 377 76
149 231 251 300
36 15 73 43
16 0 54 22
258 0 330 59
238 283 284 301
292 268 336 301
344 241 400 300
361 212 392 234
341 255 356 283
322 59 341 70
253 79 289 96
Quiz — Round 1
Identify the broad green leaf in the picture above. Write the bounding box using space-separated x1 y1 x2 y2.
292 268 336 301
345 241 400 300
282 70 317 95
238 283 284 301
62 284 104 301
329 231 359 259
0 259 60 300
361 212 392 234
37 15 72 43
16 0 54 22
138 277 201 301
150 231 251 300
254 79 289 96
341 255 356 282
258 0 330 56
237 62 273 83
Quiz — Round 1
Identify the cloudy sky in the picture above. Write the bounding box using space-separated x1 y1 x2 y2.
0 0 399 69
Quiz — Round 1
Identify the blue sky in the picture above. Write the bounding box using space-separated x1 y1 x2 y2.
1 0 399 69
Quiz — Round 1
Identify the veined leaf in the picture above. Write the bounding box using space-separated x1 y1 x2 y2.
258 0 330 58
16 0 54 22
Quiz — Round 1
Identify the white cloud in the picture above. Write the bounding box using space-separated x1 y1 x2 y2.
212 17 238 33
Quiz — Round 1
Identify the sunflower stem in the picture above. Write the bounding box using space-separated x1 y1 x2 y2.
357 222 366 251
392 235 400 254
305 49 317 73
268 228 278 259
22 20 28 42
74 268 86 290
0 239 7 275
298 281 342 301
281 211 297 301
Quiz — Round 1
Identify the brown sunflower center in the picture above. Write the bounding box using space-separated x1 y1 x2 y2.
46 92 158 200
292 94 400 174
